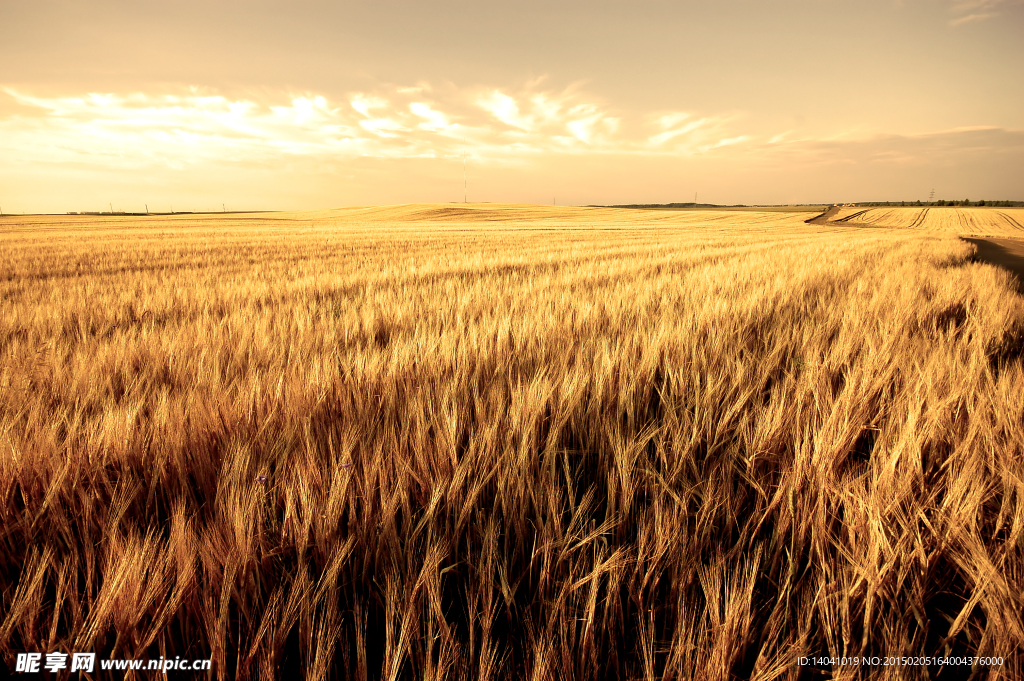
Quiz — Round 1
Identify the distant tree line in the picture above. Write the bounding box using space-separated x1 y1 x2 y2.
856 200 1023 207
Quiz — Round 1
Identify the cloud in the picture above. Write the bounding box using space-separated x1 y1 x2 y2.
472 88 624 147
1 83 1020 211
950 0 1004 11
350 94 388 117
0 82 748 176
648 117 708 146
947 0 1018 25
409 102 450 132
949 11 997 24
3 83 1018 209
358 117 409 138
644 111 746 153
706 136 751 150
476 90 529 130
741 126 1024 170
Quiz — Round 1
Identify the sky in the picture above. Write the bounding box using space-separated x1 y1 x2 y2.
1 0 1022 212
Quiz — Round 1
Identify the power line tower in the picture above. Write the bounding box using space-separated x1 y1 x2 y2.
929 189 935 203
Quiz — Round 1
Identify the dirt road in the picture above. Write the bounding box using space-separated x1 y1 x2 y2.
805 205 839 224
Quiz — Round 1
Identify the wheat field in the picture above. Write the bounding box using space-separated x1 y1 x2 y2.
828 206 1024 236
2 204 1023 679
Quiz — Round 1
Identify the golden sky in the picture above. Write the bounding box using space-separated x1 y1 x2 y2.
2 0 1022 212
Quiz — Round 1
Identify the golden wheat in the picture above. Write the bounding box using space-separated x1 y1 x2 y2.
1 204 1023 679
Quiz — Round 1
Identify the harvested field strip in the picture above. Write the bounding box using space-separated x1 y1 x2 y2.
825 207 1024 237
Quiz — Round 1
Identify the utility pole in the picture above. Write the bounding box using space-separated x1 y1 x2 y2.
462 137 469 204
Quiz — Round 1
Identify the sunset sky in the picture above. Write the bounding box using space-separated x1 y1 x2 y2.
2 0 1022 212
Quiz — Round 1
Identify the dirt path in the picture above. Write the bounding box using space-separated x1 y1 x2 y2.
963 237 1024 292
805 206 840 225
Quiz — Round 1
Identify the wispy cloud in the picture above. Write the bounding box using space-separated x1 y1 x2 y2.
741 126 1024 168
947 0 1016 25
950 0 1004 10
949 11 997 24
4 82 1018 211
0 83 748 174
